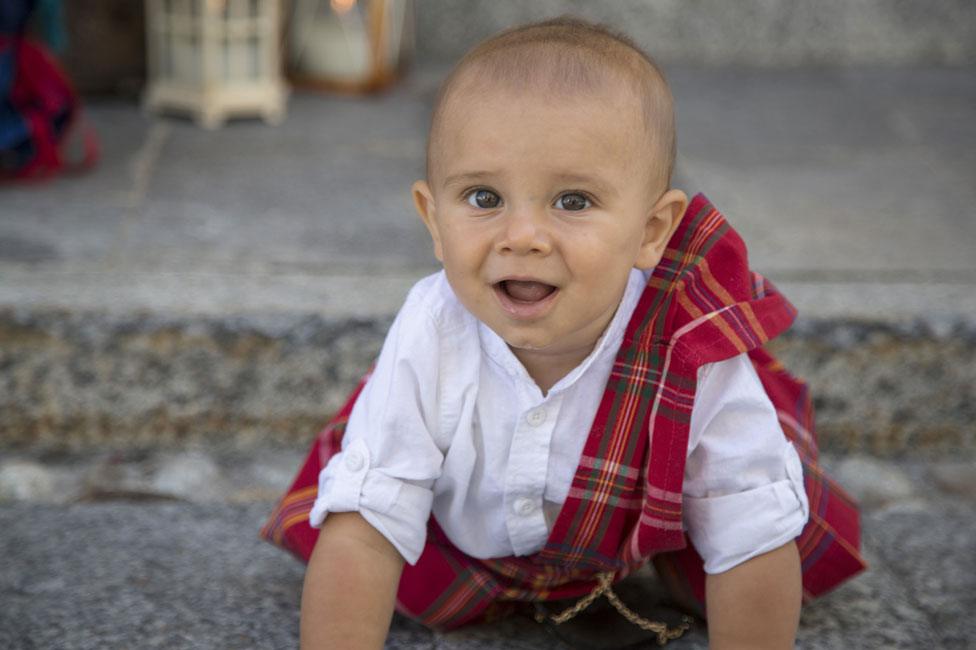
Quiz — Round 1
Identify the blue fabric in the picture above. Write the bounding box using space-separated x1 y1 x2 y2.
0 39 14 91
1 1 47 173
0 40 29 151
0 104 31 151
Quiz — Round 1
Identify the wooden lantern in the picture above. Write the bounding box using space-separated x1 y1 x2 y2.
144 0 288 128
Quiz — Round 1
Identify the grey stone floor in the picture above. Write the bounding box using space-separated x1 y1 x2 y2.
1 449 974 649
1 494 973 649
1 66 974 327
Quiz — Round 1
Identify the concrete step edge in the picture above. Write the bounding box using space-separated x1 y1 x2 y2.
2 304 973 454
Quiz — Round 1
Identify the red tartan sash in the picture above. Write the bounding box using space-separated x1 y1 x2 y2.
260 194 867 628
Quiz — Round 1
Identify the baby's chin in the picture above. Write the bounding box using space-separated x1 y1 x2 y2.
496 329 564 357
501 331 594 358
492 320 560 347
505 339 546 353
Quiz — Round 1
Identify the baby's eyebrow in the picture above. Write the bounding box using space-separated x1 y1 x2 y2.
442 170 619 198
550 172 618 198
442 171 501 188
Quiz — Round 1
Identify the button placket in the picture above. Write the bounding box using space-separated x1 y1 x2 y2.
504 394 566 554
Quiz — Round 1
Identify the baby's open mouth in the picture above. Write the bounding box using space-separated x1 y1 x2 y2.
496 280 557 303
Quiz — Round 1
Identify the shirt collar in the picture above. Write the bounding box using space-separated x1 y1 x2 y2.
478 269 648 396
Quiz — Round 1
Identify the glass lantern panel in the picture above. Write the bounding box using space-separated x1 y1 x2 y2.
174 29 201 85
225 0 250 82
160 22 173 80
250 34 261 79
221 34 231 81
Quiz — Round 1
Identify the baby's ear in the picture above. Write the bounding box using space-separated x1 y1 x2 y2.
412 180 443 262
635 189 688 270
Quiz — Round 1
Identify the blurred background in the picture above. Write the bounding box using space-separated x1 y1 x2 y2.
1 2 974 648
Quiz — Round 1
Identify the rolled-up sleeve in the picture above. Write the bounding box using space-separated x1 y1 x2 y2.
309 439 435 564
683 354 810 575
308 286 446 565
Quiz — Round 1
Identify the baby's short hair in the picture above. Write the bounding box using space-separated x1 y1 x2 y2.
427 16 676 188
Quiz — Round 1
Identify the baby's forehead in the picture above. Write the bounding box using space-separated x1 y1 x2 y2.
426 33 675 186
445 78 639 126
431 74 656 169
428 102 665 207
449 44 646 101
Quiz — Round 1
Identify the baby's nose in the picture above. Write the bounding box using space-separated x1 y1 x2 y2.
495 207 552 255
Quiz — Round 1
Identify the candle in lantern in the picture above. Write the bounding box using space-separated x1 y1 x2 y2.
290 0 372 83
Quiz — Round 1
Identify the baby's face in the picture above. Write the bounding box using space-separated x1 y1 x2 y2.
415 85 678 374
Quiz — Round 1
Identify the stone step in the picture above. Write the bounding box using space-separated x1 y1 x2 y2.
2 303 973 454
2 442 972 510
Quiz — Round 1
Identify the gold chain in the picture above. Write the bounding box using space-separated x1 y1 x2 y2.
534 571 694 646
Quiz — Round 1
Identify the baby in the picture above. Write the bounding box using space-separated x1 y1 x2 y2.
263 17 865 649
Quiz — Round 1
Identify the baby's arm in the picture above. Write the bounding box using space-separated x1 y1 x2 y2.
301 511 405 650
704 540 801 650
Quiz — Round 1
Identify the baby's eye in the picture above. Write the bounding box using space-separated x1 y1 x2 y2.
555 192 591 211
466 189 501 209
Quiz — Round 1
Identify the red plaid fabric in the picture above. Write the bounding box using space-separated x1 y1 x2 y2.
260 193 866 628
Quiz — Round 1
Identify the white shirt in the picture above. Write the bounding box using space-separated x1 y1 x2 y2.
309 270 809 575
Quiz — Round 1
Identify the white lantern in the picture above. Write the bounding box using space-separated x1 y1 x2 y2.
144 0 288 128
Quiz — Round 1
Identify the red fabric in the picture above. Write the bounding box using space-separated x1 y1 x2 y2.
1 36 97 181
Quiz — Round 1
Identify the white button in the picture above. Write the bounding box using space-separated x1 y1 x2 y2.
514 497 536 517
344 451 365 472
526 409 546 427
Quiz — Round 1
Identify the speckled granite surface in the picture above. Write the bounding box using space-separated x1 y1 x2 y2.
0 453 973 649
